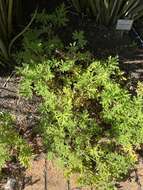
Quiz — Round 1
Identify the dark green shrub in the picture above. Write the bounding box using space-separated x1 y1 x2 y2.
16 3 69 64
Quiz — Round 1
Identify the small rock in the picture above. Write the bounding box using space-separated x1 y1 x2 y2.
131 72 140 79
4 178 16 190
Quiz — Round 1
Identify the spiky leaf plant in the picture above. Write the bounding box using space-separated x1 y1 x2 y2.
0 0 37 66
70 0 143 26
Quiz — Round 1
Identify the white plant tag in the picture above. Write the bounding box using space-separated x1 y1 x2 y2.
116 19 133 31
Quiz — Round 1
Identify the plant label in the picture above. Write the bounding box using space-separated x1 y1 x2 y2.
116 19 133 31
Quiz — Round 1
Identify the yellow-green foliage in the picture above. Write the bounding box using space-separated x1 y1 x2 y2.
0 112 31 170
16 6 143 189
19 56 143 189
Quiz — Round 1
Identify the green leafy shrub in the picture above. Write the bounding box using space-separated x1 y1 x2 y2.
16 5 143 189
70 0 143 26
16 3 68 64
18 54 143 189
16 3 91 69
0 112 31 170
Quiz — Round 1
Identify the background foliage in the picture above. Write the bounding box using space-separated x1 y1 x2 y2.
70 0 143 25
0 0 37 67
0 0 20 65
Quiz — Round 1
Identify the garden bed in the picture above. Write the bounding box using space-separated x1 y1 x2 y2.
0 45 143 189
1 1 143 189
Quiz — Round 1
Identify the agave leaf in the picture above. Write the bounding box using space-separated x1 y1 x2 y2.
0 0 25 65
94 0 100 22
71 0 81 13
103 0 110 25
8 0 13 38
104 0 109 9
0 15 7 40
71 0 143 26
96 0 102 23
83 0 90 14
126 0 140 15
110 0 124 24
130 5 143 20
89 0 97 17
120 0 138 17
0 38 8 59
82 0 88 10
0 0 7 28
0 54 8 65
